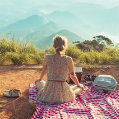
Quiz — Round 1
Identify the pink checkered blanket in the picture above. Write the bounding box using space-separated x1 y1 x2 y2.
29 83 119 119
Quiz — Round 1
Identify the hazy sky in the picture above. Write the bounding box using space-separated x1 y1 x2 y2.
0 0 118 25
0 0 118 15
0 0 119 42
0 0 118 23
0 0 118 8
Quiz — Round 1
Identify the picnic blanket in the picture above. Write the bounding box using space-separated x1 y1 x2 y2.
29 83 119 119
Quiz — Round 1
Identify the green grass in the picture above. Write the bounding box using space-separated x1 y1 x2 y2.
0 37 119 65
0 38 45 65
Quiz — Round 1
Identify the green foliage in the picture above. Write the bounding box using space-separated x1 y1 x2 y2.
75 35 114 52
0 38 45 65
79 51 96 64
0 37 118 65
93 35 113 46
65 45 82 61
32 51 45 64
5 52 32 65
101 48 119 64
75 40 106 52
0 38 18 54
65 45 119 65
19 43 39 54
45 47 55 54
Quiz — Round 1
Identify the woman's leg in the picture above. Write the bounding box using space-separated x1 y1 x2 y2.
70 85 83 95
35 80 46 92
70 85 78 90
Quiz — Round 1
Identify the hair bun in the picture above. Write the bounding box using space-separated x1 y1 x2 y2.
53 35 67 55
56 45 64 51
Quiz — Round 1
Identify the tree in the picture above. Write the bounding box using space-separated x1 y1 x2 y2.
93 35 113 46
75 39 105 52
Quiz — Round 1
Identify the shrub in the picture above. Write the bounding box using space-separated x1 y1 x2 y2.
19 43 38 54
79 51 96 64
45 47 55 54
0 38 18 54
0 37 119 65
32 51 45 64
66 46 82 61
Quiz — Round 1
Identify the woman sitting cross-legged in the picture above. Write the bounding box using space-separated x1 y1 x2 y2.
35 35 85 105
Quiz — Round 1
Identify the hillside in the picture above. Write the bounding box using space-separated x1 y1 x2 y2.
1 15 50 37
35 29 84 49
25 21 60 44
0 3 118 43
0 15 84 50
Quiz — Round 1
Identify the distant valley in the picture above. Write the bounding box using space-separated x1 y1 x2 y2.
0 15 84 49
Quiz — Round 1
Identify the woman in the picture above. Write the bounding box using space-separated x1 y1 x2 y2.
35 35 84 104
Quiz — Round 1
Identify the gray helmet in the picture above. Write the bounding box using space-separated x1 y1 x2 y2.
93 75 117 92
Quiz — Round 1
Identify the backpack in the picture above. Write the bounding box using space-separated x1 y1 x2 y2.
84 74 97 84
93 75 117 93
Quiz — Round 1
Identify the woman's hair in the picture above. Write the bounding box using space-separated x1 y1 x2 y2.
53 35 67 55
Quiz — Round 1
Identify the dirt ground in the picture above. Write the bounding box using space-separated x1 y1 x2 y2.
0 65 119 119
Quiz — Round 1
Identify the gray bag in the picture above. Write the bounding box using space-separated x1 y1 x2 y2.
93 75 117 93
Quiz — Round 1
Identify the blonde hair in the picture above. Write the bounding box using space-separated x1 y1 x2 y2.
53 35 67 55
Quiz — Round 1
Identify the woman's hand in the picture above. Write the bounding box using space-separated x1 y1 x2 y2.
77 84 85 90
35 79 41 85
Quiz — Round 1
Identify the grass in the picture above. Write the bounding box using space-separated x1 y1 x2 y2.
0 38 45 65
0 37 119 65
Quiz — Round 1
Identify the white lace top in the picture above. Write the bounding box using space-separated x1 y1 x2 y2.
44 54 72 81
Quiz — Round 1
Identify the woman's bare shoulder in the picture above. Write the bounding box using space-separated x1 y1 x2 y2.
65 55 73 60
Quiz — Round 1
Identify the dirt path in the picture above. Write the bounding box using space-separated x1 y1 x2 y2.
0 65 119 119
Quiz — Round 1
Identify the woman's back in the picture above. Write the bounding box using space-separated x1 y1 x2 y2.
46 54 69 81
36 35 83 104
36 54 76 104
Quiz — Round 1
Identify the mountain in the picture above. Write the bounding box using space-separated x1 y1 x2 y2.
0 14 84 50
46 11 79 30
46 11 77 22
0 2 118 44
1 15 50 37
1 4 118 49
35 29 84 49
69 3 119 35
26 21 60 43
44 5 119 39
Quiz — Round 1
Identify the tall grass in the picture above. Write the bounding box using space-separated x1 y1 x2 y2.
65 45 82 61
0 38 45 65
43 45 119 65
0 38 119 65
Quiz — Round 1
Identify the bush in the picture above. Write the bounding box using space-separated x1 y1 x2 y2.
19 43 39 54
0 38 18 54
0 37 119 65
0 38 46 65
32 51 45 64
104 48 119 64
5 52 26 65
45 47 55 54
79 52 96 64
66 46 82 61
